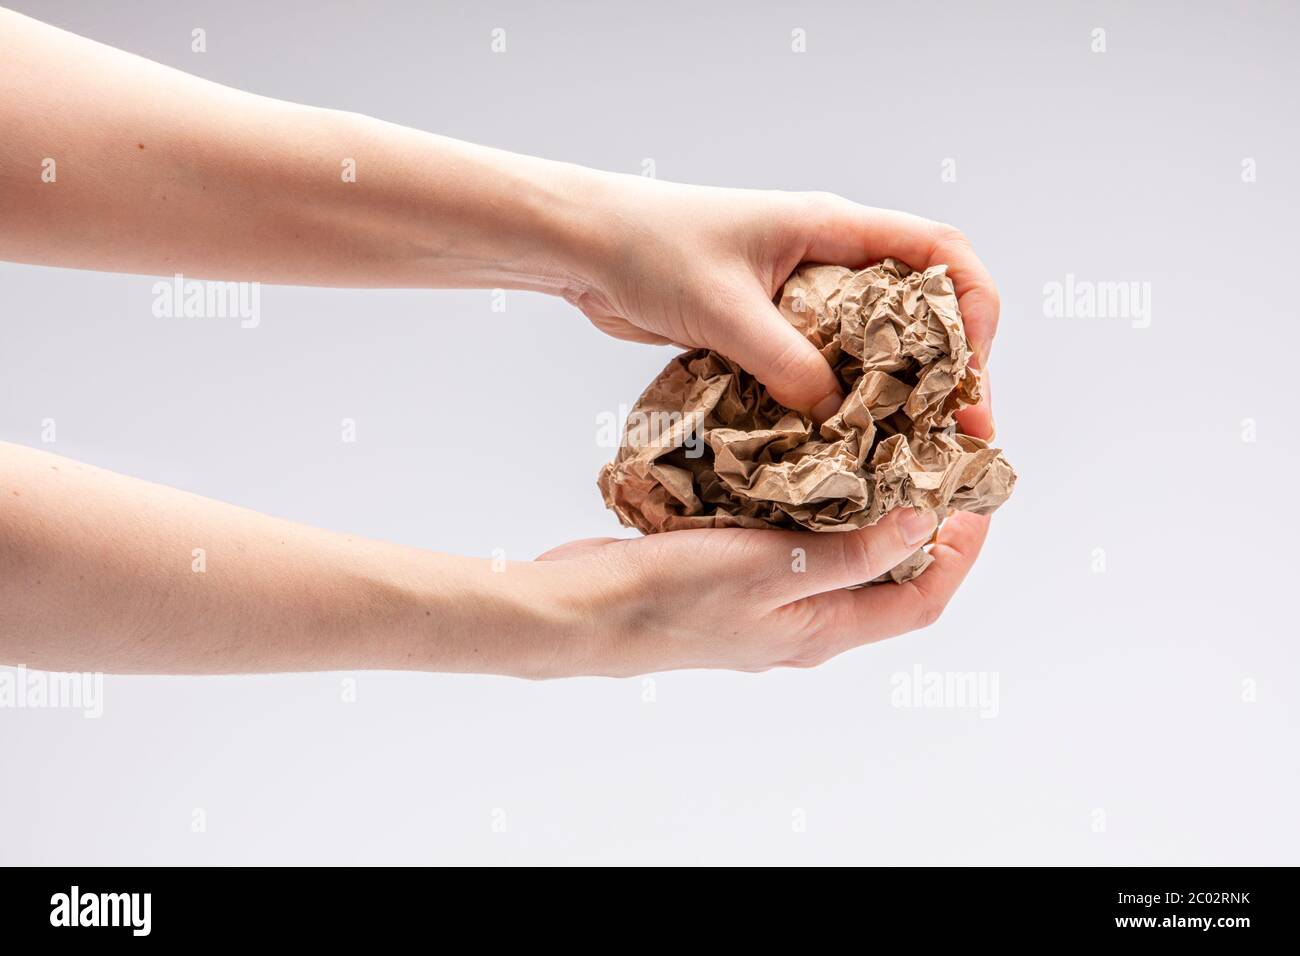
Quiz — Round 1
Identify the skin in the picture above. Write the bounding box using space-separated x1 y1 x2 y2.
0 8 1000 677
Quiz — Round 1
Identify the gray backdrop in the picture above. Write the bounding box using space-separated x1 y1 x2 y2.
2 0 1297 865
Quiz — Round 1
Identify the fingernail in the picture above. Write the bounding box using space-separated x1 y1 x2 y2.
811 391 843 423
899 509 938 546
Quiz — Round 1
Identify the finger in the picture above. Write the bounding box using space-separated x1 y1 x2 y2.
746 508 940 604
954 364 994 441
792 511 990 660
802 203 1000 360
711 287 843 422
803 205 939 269
800 199 999 437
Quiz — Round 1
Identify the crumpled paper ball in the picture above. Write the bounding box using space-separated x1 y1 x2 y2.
597 259 1016 582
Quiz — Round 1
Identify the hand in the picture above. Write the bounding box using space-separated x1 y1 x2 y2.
536 508 989 676
565 177 999 438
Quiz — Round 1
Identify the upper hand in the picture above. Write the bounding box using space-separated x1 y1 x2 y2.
567 178 998 438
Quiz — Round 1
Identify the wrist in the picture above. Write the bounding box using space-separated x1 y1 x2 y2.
539 169 711 324
364 549 599 679
516 160 629 301
306 109 612 297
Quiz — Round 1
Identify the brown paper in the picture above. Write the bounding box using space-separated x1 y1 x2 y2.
597 259 1016 583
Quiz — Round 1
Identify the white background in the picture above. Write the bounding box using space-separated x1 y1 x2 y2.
2 0 1297 864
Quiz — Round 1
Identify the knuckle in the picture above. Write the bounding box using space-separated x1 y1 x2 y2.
840 530 886 584
783 639 831 669
703 281 749 325
718 532 788 602
763 335 821 390
746 565 788 605
930 221 968 247
795 190 848 226
982 282 1002 316
756 619 823 669
912 592 950 630
785 657 821 670
768 599 840 669
804 189 845 209
964 272 1000 315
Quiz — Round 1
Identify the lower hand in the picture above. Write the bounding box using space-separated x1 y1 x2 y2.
534 508 989 676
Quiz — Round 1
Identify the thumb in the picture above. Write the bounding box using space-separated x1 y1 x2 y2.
712 289 843 422
764 508 940 602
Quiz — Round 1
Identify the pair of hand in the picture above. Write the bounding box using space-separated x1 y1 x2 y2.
2 12 1000 678
537 179 1000 673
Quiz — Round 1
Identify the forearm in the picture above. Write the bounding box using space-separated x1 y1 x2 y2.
0 442 590 676
0 7 599 293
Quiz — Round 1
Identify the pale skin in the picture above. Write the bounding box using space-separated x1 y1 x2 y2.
0 8 1000 677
